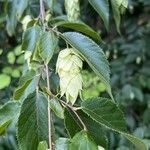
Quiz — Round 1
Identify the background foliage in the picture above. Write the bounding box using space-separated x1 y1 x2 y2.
0 0 149 149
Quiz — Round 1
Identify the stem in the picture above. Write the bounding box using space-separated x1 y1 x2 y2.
59 100 87 130
39 0 45 30
39 0 52 149
45 64 52 150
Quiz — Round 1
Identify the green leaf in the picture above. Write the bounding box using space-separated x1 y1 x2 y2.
78 110 108 149
62 32 113 100
82 97 147 150
0 74 11 89
39 31 57 64
37 141 48 150
69 130 98 150
22 25 41 52
64 108 82 138
11 69 20 78
64 108 108 149
16 0 29 19
7 51 16 64
2 67 13 74
0 101 20 135
13 69 39 101
50 98 64 119
55 21 101 41
111 0 128 33
55 138 70 150
19 69 36 86
14 45 22 56
0 120 11 135
82 97 127 132
45 0 54 10
17 92 48 150
123 133 148 150
6 1 17 36
14 74 40 101
111 0 121 33
88 0 109 30
0 49 3 55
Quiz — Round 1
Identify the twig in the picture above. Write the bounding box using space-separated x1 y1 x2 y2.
39 0 45 31
59 99 87 130
45 64 52 150
39 0 52 149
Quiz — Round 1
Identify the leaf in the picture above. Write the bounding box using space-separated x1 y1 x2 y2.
22 25 41 52
14 75 40 101
45 0 54 10
69 130 98 150
88 0 109 30
82 97 127 132
78 110 108 149
0 74 11 89
7 51 16 64
0 101 20 135
55 138 70 150
37 141 48 150
111 0 121 33
62 32 113 100
16 0 29 19
19 69 36 86
64 108 108 149
6 1 17 36
111 0 128 33
0 120 11 135
123 133 148 150
82 97 147 150
55 131 99 150
39 31 57 64
11 69 20 78
17 92 48 150
64 108 82 138
55 21 101 41
50 98 64 119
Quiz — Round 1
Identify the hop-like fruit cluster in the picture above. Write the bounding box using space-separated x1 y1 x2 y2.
65 0 80 21
56 48 83 104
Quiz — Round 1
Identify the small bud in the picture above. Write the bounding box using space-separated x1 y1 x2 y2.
56 48 83 104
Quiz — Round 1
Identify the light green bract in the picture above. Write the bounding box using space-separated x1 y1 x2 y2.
65 0 80 21
56 48 83 104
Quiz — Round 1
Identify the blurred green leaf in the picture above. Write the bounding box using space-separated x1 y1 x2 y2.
0 74 11 89
37 141 48 150
2 67 13 75
7 52 16 64
6 0 17 36
11 69 20 78
14 45 22 56
16 0 29 19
